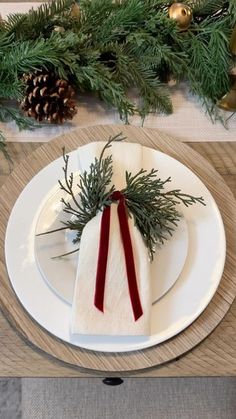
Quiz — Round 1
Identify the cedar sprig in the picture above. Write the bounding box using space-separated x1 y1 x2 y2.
37 133 125 255
61 133 126 244
123 169 205 260
37 134 205 260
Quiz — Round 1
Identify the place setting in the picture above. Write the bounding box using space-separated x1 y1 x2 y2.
1 124 235 372
0 0 236 374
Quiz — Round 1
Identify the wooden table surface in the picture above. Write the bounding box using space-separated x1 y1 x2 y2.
0 140 235 377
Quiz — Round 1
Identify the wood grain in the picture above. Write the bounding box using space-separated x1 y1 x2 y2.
0 126 236 376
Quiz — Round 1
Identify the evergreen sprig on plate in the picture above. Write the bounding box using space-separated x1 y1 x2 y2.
123 168 205 260
37 133 205 260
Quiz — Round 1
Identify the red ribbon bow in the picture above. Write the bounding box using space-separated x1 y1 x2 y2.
94 191 143 321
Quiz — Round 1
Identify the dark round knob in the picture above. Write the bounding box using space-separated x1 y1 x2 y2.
103 377 124 386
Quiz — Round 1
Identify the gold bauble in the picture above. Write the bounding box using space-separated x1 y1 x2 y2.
71 3 80 19
230 27 236 55
229 67 236 80
217 82 236 112
169 3 192 32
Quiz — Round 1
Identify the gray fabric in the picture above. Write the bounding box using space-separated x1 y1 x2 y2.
22 377 236 419
0 378 21 419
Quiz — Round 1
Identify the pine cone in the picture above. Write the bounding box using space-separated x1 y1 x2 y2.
21 71 77 123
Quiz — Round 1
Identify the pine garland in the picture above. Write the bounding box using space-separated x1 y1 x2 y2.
37 133 205 260
0 0 235 140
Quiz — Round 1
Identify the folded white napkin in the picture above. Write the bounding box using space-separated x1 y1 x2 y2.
71 141 151 336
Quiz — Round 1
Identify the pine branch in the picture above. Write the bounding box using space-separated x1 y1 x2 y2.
73 62 136 120
0 77 23 100
180 16 232 117
191 0 228 15
0 32 14 51
2 33 79 79
101 42 173 115
229 0 236 17
85 0 145 44
0 104 39 131
123 168 205 260
4 0 74 40
1 0 235 123
38 134 125 251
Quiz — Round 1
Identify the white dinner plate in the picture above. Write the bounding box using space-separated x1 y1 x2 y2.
5 143 226 352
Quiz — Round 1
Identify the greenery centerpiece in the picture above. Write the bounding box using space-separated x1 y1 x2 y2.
0 0 235 154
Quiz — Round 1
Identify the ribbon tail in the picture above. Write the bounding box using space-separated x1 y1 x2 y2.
94 206 111 312
117 199 143 321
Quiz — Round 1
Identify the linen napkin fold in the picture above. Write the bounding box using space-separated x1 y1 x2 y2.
71 141 151 336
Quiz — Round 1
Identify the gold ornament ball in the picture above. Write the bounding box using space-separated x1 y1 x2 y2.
230 27 236 55
71 3 80 19
217 81 236 112
169 3 192 31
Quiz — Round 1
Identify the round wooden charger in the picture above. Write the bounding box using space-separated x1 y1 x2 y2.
1 125 236 373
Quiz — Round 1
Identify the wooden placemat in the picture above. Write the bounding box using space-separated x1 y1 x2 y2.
0 125 236 373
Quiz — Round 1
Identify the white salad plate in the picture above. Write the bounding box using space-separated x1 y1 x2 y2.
5 143 226 352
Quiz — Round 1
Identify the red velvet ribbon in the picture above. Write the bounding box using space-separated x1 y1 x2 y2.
94 191 143 321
